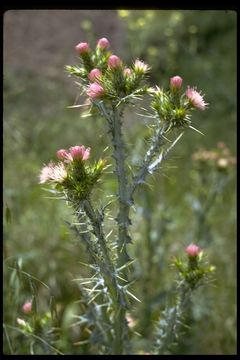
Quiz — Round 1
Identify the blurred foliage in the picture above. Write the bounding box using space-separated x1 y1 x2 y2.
3 10 236 354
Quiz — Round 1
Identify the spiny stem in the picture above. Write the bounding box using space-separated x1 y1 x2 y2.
129 126 166 199
81 198 130 354
154 281 191 355
109 106 132 267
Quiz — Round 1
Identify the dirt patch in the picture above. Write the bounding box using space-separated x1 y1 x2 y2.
4 10 125 81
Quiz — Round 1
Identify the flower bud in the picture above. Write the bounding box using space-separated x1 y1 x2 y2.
170 75 183 89
108 55 122 68
69 145 91 161
22 301 32 314
185 244 201 257
123 67 132 76
57 149 68 160
97 37 110 49
17 318 27 326
88 68 102 82
87 82 105 99
217 158 228 168
75 42 90 55
56 149 73 163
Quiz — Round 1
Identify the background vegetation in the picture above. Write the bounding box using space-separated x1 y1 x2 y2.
3 10 236 354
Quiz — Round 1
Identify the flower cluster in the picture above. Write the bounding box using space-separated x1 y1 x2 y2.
39 145 106 201
192 142 236 172
150 76 208 131
66 37 150 103
173 244 215 289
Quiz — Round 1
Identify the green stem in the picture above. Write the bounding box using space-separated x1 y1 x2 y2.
81 198 129 354
110 106 132 267
139 191 154 336
129 126 166 199
154 281 191 355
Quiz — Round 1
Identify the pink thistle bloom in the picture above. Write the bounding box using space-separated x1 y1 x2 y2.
185 244 201 257
57 149 73 163
57 149 69 160
39 162 67 184
186 86 208 111
88 68 102 82
69 145 91 161
22 301 32 314
97 37 110 49
75 42 90 55
51 162 68 182
170 75 183 89
124 67 132 76
134 59 150 73
39 162 55 184
87 82 105 99
108 55 122 68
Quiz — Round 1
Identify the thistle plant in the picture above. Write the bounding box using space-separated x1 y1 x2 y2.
38 36 213 355
153 244 215 355
188 142 236 246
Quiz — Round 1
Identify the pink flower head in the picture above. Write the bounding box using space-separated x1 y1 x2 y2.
134 59 150 73
185 244 201 257
69 145 91 161
170 76 183 89
39 162 67 184
186 86 208 111
22 301 32 314
97 37 110 49
88 68 102 82
39 163 54 184
57 149 69 160
75 42 90 55
108 55 122 68
124 67 132 77
56 149 73 163
87 82 105 99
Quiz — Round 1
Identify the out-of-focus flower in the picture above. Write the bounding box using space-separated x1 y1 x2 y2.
108 55 122 68
87 82 105 99
217 158 228 168
17 318 27 326
22 301 32 314
186 87 208 111
126 313 136 328
217 141 226 149
123 67 132 76
170 75 183 89
185 244 201 257
192 143 236 171
88 68 102 82
97 37 110 49
75 42 90 55
70 145 91 161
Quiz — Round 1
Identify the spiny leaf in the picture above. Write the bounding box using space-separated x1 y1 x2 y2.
125 290 141 303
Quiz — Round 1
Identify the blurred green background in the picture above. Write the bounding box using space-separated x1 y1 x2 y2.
3 10 236 354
